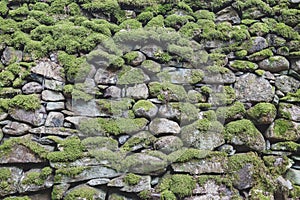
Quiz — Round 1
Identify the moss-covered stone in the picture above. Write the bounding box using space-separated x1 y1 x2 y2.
281 89 300 102
230 60 258 71
21 167 52 186
263 155 290 176
64 185 99 200
269 119 299 141
123 173 141 185
247 102 276 124
54 166 87 183
82 136 118 151
216 101 246 122
148 82 187 101
118 66 149 84
121 131 156 152
3 197 31 200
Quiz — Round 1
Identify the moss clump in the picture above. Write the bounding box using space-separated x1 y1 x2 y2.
119 19 142 30
235 50 248 58
64 84 94 102
123 51 139 64
263 155 290 176
133 100 156 112
121 131 156 152
118 66 147 84
164 14 194 29
247 103 276 124
138 190 152 200
0 167 12 193
123 173 141 185
0 70 15 87
272 119 298 141
137 11 154 24
271 141 300 152
278 103 292 120
281 89 300 102
82 136 118 151
216 101 246 122
3 197 31 200
64 185 98 200
148 82 187 102
22 167 52 186
255 69 265 76
47 136 85 162
249 22 270 36
145 15 164 27
169 148 211 163
274 23 300 40
54 166 86 183
230 60 258 71
160 190 176 200
159 174 196 198
97 98 133 116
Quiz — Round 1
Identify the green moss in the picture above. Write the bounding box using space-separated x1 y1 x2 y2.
159 174 196 198
121 132 156 152
274 23 300 40
119 19 142 30
216 101 246 122
64 185 98 200
0 1 8 16
206 65 229 74
118 66 146 84
179 22 201 38
230 60 258 71
255 69 265 76
249 22 270 36
290 185 300 199
0 70 15 87
55 166 86 183
123 173 141 185
22 167 52 186
123 51 139 64
170 148 210 163
272 141 300 152
47 136 85 162
235 50 248 58
138 190 152 200
133 100 156 112
281 89 300 102
9 94 40 111
137 11 154 24
148 82 187 102
263 155 289 176
3 197 31 200
82 136 118 151
160 190 176 200
0 168 11 191
247 103 276 124
278 103 292 120
145 15 164 27
273 119 298 141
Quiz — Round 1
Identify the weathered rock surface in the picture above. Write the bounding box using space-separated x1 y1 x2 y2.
275 75 300 94
42 90 65 101
108 175 151 193
22 82 43 94
279 103 300 122
259 56 289 72
154 136 183 154
2 121 31 135
149 118 180 135
9 106 47 126
0 167 23 197
45 111 64 127
31 60 64 81
125 83 149 99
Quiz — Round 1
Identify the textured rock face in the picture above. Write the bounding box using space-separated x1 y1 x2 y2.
9 107 47 126
31 60 65 82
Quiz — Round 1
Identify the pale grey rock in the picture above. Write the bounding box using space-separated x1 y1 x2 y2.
31 60 64 81
279 103 300 122
70 99 102 117
218 144 236 156
64 185 106 200
244 36 268 54
130 51 146 66
259 56 289 72
46 102 65 111
45 112 64 127
235 73 275 102
291 59 300 74
44 79 64 91
1 47 22 65
266 34 286 47
22 82 43 94
87 178 110 186
172 159 227 174
0 167 22 197
94 68 118 85
118 67 150 85
275 75 300 94
203 68 235 84
133 100 158 119
141 45 162 58
289 0 300 3
158 104 181 120
51 184 70 200
154 136 183 154
234 163 254 190
105 86 121 98
216 6 241 24
18 168 53 193
126 83 149 99
141 60 161 73
0 112 8 121
286 168 300 185
158 69 204 84
29 126 73 136
42 90 65 101
108 175 151 193
2 121 31 136
9 106 47 126
149 118 180 136
65 116 89 127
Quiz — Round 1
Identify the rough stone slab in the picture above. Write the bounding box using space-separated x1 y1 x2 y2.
2 121 31 136
29 126 73 136
31 60 65 81
9 106 47 127
108 175 151 193
42 90 65 101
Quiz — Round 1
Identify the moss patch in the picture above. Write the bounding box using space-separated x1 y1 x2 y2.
22 167 52 186
272 119 299 141
247 103 276 124
123 173 141 185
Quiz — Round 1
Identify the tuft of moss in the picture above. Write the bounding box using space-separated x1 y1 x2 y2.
216 101 246 122
119 19 142 30
123 173 141 185
230 60 258 71
54 166 86 183
123 51 139 64
281 89 300 102
64 185 98 200
8 94 40 111
247 103 276 124
22 167 52 186
272 119 298 141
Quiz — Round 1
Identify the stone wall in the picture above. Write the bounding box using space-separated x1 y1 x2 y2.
0 0 300 199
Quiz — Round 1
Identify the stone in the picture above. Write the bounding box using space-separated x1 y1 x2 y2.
42 90 65 101
87 178 110 186
0 112 8 121
218 144 236 156
141 60 161 73
45 112 64 127
133 100 158 119
0 87 21 98
286 168 300 185
235 73 275 102
233 164 254 190
122 153 168 175
289 0 300 3
279 103 300 122
154 136 183 154
52 184 70 200
94 68 117 85
265 119 300 141
108 175 151 193
158 69 204 84
243 36 268 54
291 59 300 74
259 56 290 72
266 34 286 47
141 45 162 59
64 185 106 200
117 67 150 85
44 79 64 91
18 168 53 193
275 75 300 94
181 119 225 150
46 102 65 111
31 60 64 81
1 47 22 65
22 82 43 94
216 6 241 24
65 116 89 127
9 106 47 127
130 51 146 66
247 103 277 125
203 68 235 84
149 118 180 136
125 83 149 99
104 86 121 98
29 126 73 136
70 99 102 117
55 166 121 184
0 167 23 197
121 131 156 152
2 121 31 136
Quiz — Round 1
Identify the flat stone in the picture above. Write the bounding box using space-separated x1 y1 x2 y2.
275 75 300 94
286 168 300 185
158 69 204 84
42 90 65 101
108 175 151 193
149 118 180 136
29 126 73 136
9 106 47 127
203 68 236 84
125 83 149 99
291 59 300 74
70 99 102 117
265 120 300 141
104 86 121 98
259 56 289 72
65 116 89 127
2 121 31 136
235 73 274 102
87 178 110 186
233 163 254 190
243 36 268 54
31 60 65 81
46 102 65 111
279 103 300 122
44 79 64 91
22 82 43 94
133 100 158 119
45 112 64 127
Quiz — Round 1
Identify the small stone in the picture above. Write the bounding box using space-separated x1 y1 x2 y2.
291 59 300 74
126 83 149 99
154 136 183 154
275 75 300 94
243 36 268 54
2 121 31 136
1 47 22 65
29 126 73 136
65 116 89 127
42 90 65 101
22 82 43 94
259 56 290 72
44 79 64 91
131 51 146 66
46 102 65 111
94 68 117 85
64 185 106 200
286 168 300 185
216 6 241 24
45 112 64 127
265 119 300 141
133 100 158 119
104 86 121 98
141 45 162 58
149 118 180 136
279 103 300 122
218 144 236 156
108 175 151 193
87 178 110 186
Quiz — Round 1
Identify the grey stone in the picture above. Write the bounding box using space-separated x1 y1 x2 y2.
45 112 64 127
42 90 65 101
275 75 300 94
291 59 300 74
154 136 183 154
105 86 121 98
51 184 70 200
1 47 22 65
64 185 106 200
265 120 300 141
126 83 149 99
235 73 275 102
44 79 64 91
141 60 161 73
70 99 102 117
65 116 89 127
133 100 158 119
0 129 3 142
0 112 8 121
118 67 150 85
130 51 146 66
158 69 204 84
108 175 151 193
149 118 180 136
244 36 268 54
266 34 286 47
29 126 73 136
94 68 118 85
279 103 300 122
141 45 162 59
22 82 43 94
216 6 241 24
203 68 236 84
259 56 290 72
233 163 254 190
286 168 300 185
9 106 47 127
0 167 22 197
18 168 53 193
2 121 31 136
158 104 181 120
46 102 65 111
31 60 65 81
218 144 236 156
87 178 110 186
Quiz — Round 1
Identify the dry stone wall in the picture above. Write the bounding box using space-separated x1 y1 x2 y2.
0 0 300 199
